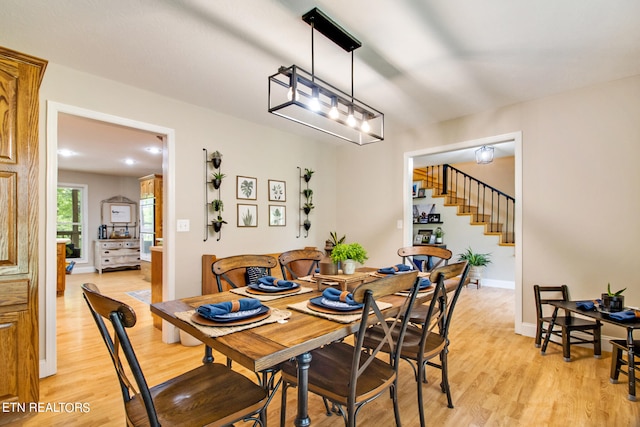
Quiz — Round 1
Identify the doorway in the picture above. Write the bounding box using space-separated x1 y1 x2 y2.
43 102 177 377
404 131 523 333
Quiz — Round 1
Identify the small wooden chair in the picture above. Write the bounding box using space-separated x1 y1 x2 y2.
278 248 323 280
363 261 470 426
212 254 278 292
81 283 267 427
279 271 421 427
397 245 452 272
609 339 640 396
534 284 602 361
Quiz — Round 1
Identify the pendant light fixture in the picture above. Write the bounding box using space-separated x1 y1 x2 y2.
268 8 384 145
475 145 495 164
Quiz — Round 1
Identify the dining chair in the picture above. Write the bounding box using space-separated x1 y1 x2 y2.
534 284 602 361
211 254 278 292
362 261 470 426
279 271 421 427
278 248 323 280
609 339 640 391
397 245 452 272
81 283 267 427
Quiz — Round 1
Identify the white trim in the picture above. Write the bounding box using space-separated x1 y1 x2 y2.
403 131 523 335
42 101 178 378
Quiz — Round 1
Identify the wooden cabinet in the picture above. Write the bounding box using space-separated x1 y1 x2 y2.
151 246 163 329
94 240 141 274
57 242 66 296
0 47 47 410
139 174 163 240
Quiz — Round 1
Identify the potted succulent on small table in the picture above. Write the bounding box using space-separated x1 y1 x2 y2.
601 283 626 312
457 247 492 285
330 243 368 275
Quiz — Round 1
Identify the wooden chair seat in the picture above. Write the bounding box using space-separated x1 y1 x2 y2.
126 363 267 427
363 324 446 361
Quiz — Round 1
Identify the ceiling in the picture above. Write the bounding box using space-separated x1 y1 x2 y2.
3 1 640 175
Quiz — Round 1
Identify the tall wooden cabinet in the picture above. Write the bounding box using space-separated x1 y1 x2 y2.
0 47 47 410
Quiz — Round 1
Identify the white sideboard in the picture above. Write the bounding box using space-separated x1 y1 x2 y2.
94 239 141 274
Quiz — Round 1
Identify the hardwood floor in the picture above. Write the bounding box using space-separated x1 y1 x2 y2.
7 271 639 426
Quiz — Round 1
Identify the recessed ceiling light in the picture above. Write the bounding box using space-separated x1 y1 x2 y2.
57 149 76 157
145 146 162 154
124 158 136 166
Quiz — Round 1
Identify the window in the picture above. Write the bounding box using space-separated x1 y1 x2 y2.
57 183 88 262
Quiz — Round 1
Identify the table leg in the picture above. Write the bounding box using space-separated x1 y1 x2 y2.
626 329 636 401
541 307 559 355
202 345 214 364
294 352 312 427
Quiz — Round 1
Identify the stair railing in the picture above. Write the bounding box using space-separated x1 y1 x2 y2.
426 164 515 244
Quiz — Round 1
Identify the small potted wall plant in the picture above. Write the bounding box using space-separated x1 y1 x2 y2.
211 172 225 190
211 150 223 168
331 242 368 275
302 188 313 199
457 247 492 283
211 215 227 233
303 168 314 182
303 197 314 214
601 283 626 312
211 199 224 212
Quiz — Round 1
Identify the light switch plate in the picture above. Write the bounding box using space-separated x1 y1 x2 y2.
177 219 190 232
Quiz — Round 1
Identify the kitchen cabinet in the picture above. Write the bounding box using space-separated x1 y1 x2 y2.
57 242 66 296
94 240 140 274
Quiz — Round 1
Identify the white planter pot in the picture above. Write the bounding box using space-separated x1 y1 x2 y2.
342 259 357 275
469 266 484 281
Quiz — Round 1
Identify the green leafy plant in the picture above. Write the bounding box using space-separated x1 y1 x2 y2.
211 150 223 159
212 172 226 180
303 197 314 214
607 283 626 296
330 243 368 264
434 227 444 238
211 199 224 212
329 231 346 246
302 188 313 199
457 247 492 267
303 168 315 182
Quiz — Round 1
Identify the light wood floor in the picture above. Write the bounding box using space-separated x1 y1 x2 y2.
10 271 640 426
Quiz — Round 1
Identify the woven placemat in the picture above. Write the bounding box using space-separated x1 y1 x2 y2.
175 308 291 338
230 286 314 301
287 300 392 324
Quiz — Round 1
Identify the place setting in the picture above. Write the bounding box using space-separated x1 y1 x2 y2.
288 287 391 323
230 276 314 301
174 297 291 337
372 264 433 295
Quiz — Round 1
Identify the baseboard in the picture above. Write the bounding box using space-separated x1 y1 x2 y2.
479 278 514 289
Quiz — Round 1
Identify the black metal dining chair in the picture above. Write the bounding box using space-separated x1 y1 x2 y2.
609 339 640 394
81 283 267 427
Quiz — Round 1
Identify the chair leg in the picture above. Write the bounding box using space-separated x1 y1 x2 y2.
440 350 453 408
594 326 602 358
534 321 543 348
391 382 402 427
416 361 426 427
610 346 623 383
562 328 571 362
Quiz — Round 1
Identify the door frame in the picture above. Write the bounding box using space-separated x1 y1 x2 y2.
403 131 523 333
42 101 176 377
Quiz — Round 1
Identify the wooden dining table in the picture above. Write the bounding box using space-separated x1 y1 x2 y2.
150 273 448 426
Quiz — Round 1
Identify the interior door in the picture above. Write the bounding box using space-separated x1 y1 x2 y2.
0 46 47 413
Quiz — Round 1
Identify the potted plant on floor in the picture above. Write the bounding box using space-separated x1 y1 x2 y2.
457 247 492 284
331 243 368 275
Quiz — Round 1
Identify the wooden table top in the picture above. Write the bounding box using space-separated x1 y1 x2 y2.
151 278 449 373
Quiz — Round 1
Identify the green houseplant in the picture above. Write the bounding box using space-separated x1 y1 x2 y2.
211 172 226 189
602 283 626 312
331 243 368 275
457 247 492 285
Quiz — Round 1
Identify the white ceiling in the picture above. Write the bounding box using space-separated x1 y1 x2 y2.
3 1 640 175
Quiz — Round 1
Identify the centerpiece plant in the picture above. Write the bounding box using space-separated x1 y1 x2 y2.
330 243 368 275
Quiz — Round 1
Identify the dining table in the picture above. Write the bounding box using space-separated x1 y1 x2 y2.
150 270 451 426
541 300 640 401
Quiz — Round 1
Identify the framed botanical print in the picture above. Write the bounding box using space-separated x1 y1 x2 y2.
237 204 257 227
268 179 286 202
269 205 286 226
237 176 257 200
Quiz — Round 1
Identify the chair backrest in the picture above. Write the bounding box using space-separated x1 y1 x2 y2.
426 261 470 339
534 284 570 319
397 246 453 272
349 271 420 404
211 254 278 292
278 248 324 280
81 283 160 427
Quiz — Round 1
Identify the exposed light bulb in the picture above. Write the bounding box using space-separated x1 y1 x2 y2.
346 106 356 127
361 115 370 132
309 87 320 111
287 86 298 101
329 97 339 119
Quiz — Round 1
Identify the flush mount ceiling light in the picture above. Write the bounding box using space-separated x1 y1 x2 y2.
268 8 384 145
475 145 495 164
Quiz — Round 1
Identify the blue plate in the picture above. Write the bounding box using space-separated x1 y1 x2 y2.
248 282 300 293
309 296 363 312
209 304 270 322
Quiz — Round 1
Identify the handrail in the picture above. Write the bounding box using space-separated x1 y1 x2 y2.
424 164 515 244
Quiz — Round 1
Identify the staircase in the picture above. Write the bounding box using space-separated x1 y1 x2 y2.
415 164 515 246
